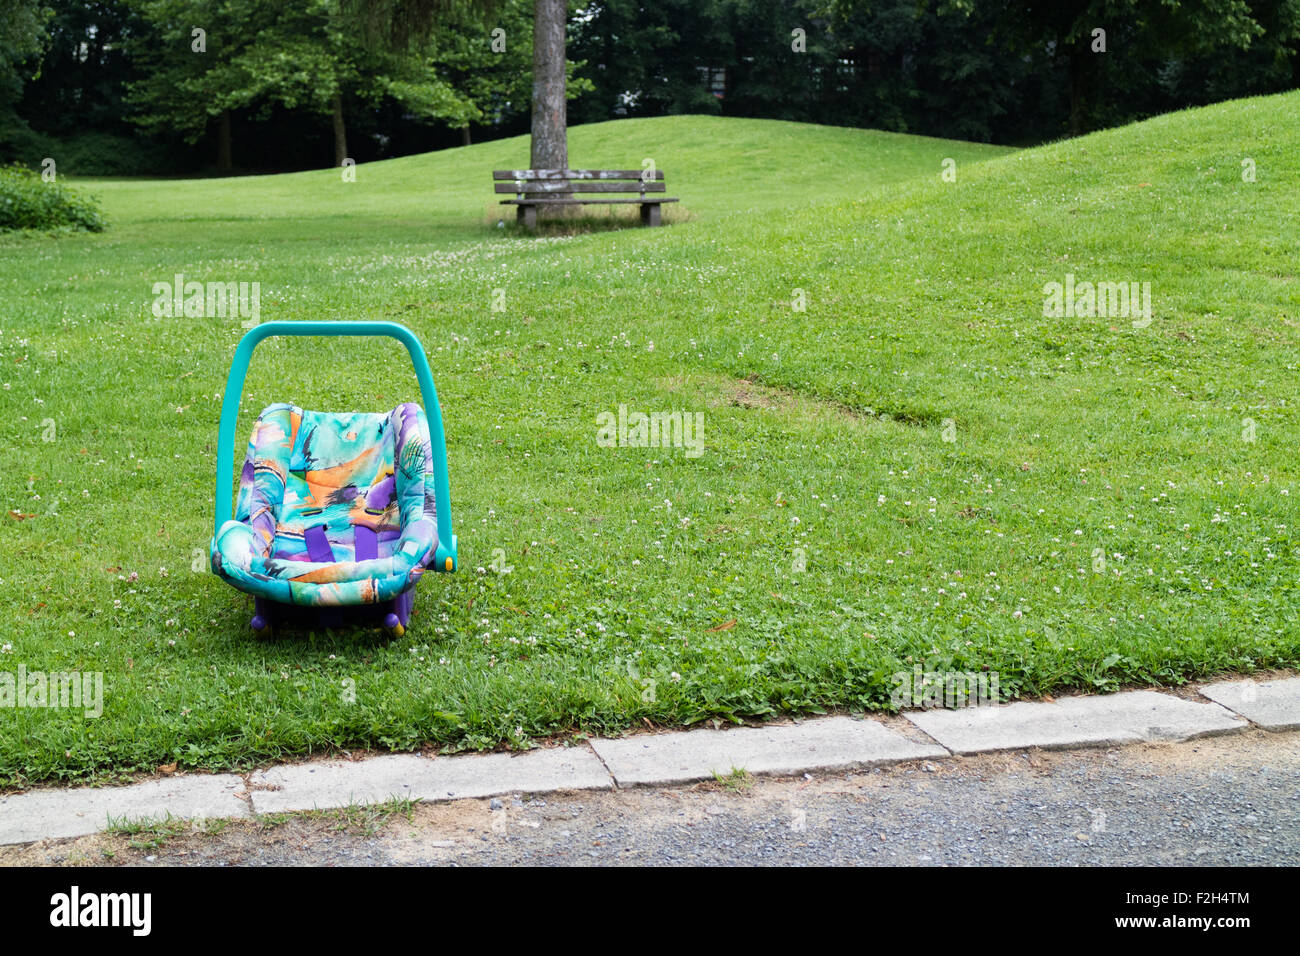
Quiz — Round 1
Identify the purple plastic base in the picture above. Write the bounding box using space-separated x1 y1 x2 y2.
252 588 414 633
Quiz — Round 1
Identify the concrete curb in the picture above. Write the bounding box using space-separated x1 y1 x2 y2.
590 715 946 786
2 675 1297 846
0 775 249 845
248 747 613 814
904 689 1247 755
1200 676 1300 732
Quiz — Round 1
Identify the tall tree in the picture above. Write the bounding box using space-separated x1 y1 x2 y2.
430 0 534 144
0 0 52 158
530 0 567 168
0 1 48 73
125 0 265 172
991 0 1266 134
127 0 481 169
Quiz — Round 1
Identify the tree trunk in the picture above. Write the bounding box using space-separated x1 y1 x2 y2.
531 0 569 216
461 126 472 146
332 94 349 167
217 109 233 173
1067 37 1088 136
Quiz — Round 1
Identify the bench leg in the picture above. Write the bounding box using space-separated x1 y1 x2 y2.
517 205 537 229
640 203 661 227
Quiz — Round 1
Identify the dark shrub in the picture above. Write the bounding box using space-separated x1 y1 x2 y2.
0 163 105 232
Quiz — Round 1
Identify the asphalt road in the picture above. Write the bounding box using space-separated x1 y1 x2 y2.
5 728 1296 866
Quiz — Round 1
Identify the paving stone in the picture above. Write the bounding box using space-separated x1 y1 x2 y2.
905 690 1247 755
588 716 946 787
1200 677 1300 731
0 775 248 846
248 747 611 814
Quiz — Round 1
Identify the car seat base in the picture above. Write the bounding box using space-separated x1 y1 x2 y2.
251 588 414 635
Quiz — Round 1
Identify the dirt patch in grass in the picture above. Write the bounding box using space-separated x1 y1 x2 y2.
678 373 943 428
727 378 785 411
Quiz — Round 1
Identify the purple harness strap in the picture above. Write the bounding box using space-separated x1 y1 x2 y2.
354 525 378 562
303 525 336 564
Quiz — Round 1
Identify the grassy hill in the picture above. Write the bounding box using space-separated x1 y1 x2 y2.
0 100 1296 784
80 115 1011 228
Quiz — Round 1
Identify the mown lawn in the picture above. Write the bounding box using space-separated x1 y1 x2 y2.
0 100 1296 786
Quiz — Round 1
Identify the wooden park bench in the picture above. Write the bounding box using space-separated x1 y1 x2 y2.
493 168 678 228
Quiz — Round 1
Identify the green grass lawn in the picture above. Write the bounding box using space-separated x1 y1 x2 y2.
0 100 1296 787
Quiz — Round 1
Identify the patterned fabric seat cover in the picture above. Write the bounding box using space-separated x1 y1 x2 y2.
211 402 437 606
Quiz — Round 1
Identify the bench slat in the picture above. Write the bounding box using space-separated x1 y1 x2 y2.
494 181 667 194
500 198 679 205
492 169 664 181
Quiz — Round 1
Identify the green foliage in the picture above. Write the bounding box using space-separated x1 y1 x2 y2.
29 132 171 176
0 0 50 71
0 0 53 159
0 114 50 164
989 0 1280 133
0 162 104 231
16 0 140 138
570 0 1300 142
59 133 168 176
428 0 532 129
121 0 496 166
5 0 1299 170
123 0 245 144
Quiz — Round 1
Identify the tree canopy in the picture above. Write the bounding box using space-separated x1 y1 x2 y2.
2 0 1296 173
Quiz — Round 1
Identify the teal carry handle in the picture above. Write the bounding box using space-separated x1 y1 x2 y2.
213 321 457 572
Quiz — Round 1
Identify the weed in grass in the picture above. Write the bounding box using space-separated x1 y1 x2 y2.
314 796 418 837
105 814 189 850
196 816 231 836
711 767 756 793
